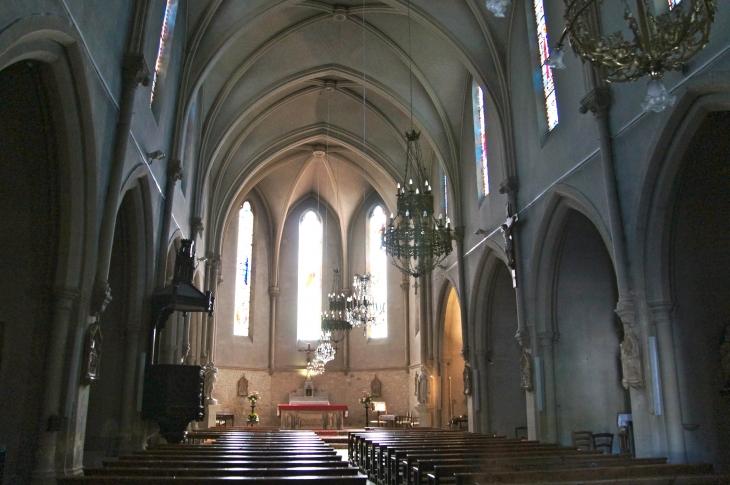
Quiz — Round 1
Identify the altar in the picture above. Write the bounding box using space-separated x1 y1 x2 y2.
277 377 348 429
277 404 348 430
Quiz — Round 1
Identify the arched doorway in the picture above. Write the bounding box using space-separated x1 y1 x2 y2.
441 286 466 428
669 111 730 469
553 211 629 453
484 263 526 437
84 188 147 465
0 60 60 483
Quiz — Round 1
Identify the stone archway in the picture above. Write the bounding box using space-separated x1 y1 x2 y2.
440 285 466 428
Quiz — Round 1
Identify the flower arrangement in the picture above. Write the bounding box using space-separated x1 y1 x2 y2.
247 391 260 403
247 412 258 422
359 391 372 406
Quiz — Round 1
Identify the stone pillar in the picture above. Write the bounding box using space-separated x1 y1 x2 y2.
117 323 141 454
648 301 686 463
268 286 279 374
91 55 149 319
206 256 221 364
401 276 410 369
537 330 559 443
453 227 471 364
33 286 79 483
155 159 184 289
419 275 429 366
475 350 490 434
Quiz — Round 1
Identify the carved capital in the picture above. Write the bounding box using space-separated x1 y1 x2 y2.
460 345 470 362
648 300 675 327
515 328 531 350
400 281 410 291
190 217 205 240
54 285 80 311
499 177 519 197
269 286 280 298
615 294 636 328
122 55 150 88
90 280 112 317
453 226 465 243
167 159 184 182
579 87 612 118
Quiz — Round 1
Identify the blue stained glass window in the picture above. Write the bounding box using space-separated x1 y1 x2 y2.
234 201 254 336
472 82 490 198
668 0 681 9
150 0 178 105
534 0 559 130
369 206 387 339
297 210 323 341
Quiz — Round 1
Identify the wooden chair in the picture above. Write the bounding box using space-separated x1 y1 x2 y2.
594 432 614 454
572 430 595 450
515 426 528 440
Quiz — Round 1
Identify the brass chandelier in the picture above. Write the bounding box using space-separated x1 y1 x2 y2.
381 131 453 287
548 0 715 112
321 268 352 344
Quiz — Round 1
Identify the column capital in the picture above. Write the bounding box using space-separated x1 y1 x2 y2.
515 328 531 349
499 177 520 198
579 87 612 118
615 294 636 328
190 217 205 240
536 330 559 348
268 286 280 298
167 159 184 182
54 285 80 304
90 280 112 317
453 225 465 243
121 54 150 88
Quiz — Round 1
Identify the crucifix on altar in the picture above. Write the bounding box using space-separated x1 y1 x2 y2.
298 343 316 378
500 202 519 288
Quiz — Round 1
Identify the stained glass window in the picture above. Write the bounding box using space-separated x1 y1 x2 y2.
472 82 489 198
297 210 323 341
369 206 387 339
534 0 559 130
443 173 449 216
150 0 178 105
668 0 681 9
234 202 254 336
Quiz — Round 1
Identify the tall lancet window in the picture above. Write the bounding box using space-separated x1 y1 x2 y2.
234 201 254 336
369 206 387 338
150 0 179 106
533 0 559 130
297 210 323 341
472 81 489 199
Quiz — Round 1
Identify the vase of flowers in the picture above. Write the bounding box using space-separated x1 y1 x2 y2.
359 391 372 427
247 391 260 423
247 412 259 426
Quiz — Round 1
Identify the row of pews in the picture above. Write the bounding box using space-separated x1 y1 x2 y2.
59 429 367 484
348 428 729 485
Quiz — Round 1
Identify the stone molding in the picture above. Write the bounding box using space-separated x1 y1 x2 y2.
121 54 150 87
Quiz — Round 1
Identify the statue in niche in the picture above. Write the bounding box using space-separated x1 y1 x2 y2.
720 324 730 394
371 375 382 398
519 348 533 391
463 363 473 396
620 331 644 389
417 366 429 404
81 323 103 383
203 362 218 404
237 374 249 397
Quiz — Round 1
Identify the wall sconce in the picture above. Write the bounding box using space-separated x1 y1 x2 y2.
148 150 166 163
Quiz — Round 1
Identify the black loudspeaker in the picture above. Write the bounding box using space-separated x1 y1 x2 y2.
142 364 204 443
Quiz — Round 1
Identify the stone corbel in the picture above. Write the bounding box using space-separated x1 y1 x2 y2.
121 54 150 88
190 217 204 241
90 280 112 318
579 87 612 118
167 159 184 183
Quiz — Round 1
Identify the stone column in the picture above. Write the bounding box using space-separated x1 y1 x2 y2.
117 322 141 454
33 286 79 483
199 255 214 364
206 256 221 363
91 55 149 319
475 350 490 434
537 330 559 443
453 227 471 364
155 159 184 289
268 286 279 374
401 277 410 369
419 275 429 366
648 301 686 463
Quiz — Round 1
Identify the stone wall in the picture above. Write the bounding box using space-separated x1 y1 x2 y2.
216 367 413 427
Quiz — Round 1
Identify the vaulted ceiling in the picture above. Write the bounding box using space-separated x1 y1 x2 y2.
174 0 512 250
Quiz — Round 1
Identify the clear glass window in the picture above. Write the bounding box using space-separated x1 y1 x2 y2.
234 202 254 336
369 206 387 338
297 210 323 341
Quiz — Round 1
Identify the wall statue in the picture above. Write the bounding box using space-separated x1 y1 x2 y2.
417 366 429 404
203 362 218 404
519 348 533 391
237 374 249 397
370 375 382 398
463 363 472 396
721 324 730 393
81 323 103 383
620 331 644 389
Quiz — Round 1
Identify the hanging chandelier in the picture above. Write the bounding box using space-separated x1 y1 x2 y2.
321 268 352 344
346 273 384 334
547 0 715 112
381 131 453 286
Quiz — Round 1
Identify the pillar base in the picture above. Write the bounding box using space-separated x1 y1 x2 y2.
203 403 221 429
415 403 432 427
